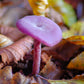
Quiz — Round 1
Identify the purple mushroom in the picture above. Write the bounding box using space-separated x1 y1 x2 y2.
16 15 62 75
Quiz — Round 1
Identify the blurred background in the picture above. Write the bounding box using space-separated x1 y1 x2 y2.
0 0 84 38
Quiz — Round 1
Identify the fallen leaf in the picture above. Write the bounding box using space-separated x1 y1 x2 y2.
0 7 28 27
0 66 13 84
0 66 43 84
73 74 84 79
70 21 84 35
63 21 84 38
47 79 84 84
67 52 84 70
0 36 33 64
40 52 62 79
0 34 13 48
63 30 74 38
10 72 30 84
66 36 84 45
47 8 63 25
42 39 81 62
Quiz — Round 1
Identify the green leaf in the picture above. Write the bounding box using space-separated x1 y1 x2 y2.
62 30 74 38
70 21 84 35
48 0 77 27
48 79 84 84
63 21 84 38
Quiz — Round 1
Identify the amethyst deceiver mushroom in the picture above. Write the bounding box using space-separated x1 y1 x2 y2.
16 15 62 75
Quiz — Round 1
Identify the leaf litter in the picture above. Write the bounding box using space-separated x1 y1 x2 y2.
0 0 84 84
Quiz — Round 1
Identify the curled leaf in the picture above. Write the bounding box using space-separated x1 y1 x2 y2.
28 0 48 16
0 34 13 48
67 52 84 70
0 36 33 64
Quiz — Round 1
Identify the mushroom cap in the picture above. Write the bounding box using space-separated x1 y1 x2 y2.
16 15 62 46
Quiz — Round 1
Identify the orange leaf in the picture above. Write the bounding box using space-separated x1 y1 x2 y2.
67 52 84 70
66 36 84 45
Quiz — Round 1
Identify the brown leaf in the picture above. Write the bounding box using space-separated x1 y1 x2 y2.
40 52 62 80
5 28 26 42
73 74 84 80
0 25 15 35
0 1 12 8
10 72 30 84
42 39 81 62
0 7 28 26
0 66 13 84
47 8 63 25
0 36 33 65
0 66 43 84
0 25 26 41
0 34 13 48
66 36 84 46
67 52 84 70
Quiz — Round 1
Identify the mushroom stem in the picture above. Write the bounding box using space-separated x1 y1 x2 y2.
32 39 41 75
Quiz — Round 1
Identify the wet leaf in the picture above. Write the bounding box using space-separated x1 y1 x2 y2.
67 52 84 70
48 0 77 27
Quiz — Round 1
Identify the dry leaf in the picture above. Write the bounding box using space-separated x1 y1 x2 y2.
0 66 43 84
67 52 84 70
5 28 25 42
42 39 81 62
70 21 84 35
0 7 28 26
0 25 15 35
0 66 13 84
40 52 62 79
10 72 30 84
0 34 13 48
73 74 84 79
66 36 84 45
0 36 33 64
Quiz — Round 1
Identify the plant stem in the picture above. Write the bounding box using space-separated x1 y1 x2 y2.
32 39 41 75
